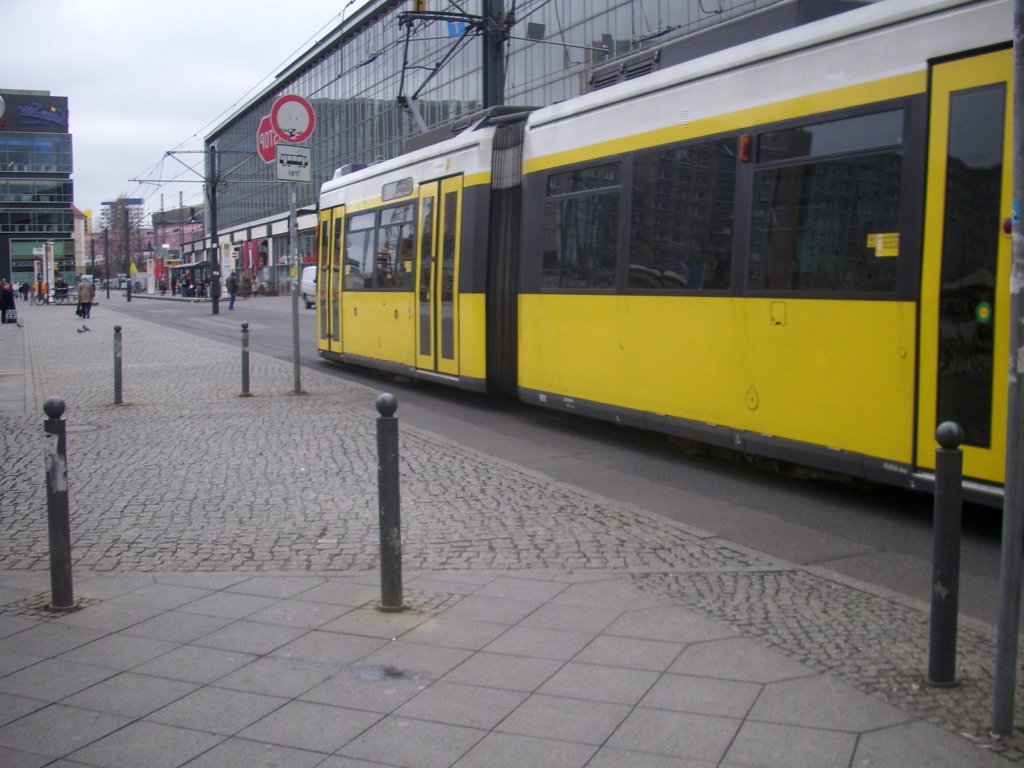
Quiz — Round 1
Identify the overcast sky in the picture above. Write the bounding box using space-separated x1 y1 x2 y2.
3 0 368 222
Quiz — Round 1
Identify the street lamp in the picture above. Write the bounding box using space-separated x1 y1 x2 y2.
161 244 169 295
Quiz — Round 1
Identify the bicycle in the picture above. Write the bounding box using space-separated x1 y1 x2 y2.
30 290 72 306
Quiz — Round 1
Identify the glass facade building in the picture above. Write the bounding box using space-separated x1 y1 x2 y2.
200 0 866 284
0 90 75 285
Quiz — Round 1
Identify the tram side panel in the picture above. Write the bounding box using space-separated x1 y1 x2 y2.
513 8 954 482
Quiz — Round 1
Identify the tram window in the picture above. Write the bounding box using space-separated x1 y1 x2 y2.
319 219 330 268
542 194 619 290
343 204 415 290
376 203 414 290
748 151 902 292
547 163 619 194
345 228 374 289
758 110 903 163
542 162 620 290
630 137 736 290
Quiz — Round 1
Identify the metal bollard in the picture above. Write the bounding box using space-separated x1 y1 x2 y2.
927 420 964 687
240 323 252 397
376 393 404 611
43 396 75 611
113 325 123 405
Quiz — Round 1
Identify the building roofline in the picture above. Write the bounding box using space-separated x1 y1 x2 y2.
205 0 399 143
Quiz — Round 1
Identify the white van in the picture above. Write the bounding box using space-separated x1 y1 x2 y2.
300 265 316 309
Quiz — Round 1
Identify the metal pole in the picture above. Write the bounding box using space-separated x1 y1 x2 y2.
376 393 404 612
482 0 506 108
290 185 303 394
927 421 963 687
240 322 252 397
123 203 131 303
43 396 74 611
104 228 110 299
209 145 220 316
113 325 123 405
993 0 1024 735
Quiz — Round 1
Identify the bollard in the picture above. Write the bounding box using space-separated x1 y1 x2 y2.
43 396 75 611
927 420 964 687
240 323 252 397
376 393 404 611
113 325 123 405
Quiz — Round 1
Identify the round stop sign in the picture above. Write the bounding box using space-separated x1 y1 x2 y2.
257 115 279 164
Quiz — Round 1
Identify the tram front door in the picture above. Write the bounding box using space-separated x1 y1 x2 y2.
916 49 1012 485
318 206 345 355
415 176 463 377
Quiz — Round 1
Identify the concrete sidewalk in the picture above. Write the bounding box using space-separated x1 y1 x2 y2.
0 297 1019 767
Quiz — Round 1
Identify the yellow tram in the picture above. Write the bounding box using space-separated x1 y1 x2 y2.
318 0 1013 503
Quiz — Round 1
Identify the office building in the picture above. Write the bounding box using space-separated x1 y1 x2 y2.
0 89 74 286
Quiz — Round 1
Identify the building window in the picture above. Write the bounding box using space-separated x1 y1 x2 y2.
0 133 73 174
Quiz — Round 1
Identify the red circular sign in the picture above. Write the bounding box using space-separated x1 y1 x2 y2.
257 115 278 164
270 94 315 143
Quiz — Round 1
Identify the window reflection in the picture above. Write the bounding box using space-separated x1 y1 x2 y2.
344 204 415 290
630 138 736 290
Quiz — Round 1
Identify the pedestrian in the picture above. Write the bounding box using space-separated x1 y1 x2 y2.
77 276 94 320
226 271 238 310
18 281 30 302
0 279 17 326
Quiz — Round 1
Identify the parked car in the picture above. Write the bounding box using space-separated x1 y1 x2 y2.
300 265 316 309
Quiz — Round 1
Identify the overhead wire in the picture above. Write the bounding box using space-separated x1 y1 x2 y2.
131 0 368 211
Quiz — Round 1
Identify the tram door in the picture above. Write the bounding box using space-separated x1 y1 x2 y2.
317 206 344 354
916 49 1012 484
415 176 463 375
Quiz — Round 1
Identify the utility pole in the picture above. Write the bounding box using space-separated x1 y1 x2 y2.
482 0 506 108
207 145 220 315
179 191 184 259
122 202 131 302
103 227 110 299
991 0 1024 737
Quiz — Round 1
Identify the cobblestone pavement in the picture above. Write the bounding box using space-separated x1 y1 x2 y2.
1 302 1023 761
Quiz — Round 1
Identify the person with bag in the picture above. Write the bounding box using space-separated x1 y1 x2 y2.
77 276 94 319
0 279 18 326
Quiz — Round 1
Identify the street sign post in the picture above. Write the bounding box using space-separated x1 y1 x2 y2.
268 94 316 397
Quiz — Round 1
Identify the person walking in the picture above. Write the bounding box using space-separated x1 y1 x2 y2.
0 279 18 326
226 271 238 310
77 276 94 320
18 281 30 302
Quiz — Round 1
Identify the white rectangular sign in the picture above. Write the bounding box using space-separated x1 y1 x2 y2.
276 144 311 183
